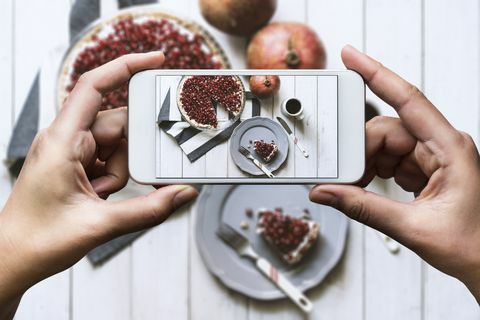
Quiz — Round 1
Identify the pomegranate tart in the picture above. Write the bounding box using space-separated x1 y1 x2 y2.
57 7 230 110
177 75 245 130
257 208 320 265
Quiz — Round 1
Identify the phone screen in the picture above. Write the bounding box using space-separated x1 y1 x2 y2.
155 74 338 180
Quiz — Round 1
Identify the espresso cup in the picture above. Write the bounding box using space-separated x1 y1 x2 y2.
281 98 304 120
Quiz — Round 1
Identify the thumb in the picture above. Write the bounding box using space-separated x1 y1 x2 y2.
104 185 198 236
309 184 412 239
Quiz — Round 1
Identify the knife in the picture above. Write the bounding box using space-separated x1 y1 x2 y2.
276 117 309 158
239 146 275 178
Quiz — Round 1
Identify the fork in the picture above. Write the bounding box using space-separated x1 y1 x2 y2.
217 223 313 313
238 146 275 178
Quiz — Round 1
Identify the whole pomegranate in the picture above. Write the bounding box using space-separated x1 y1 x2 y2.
199 0 277 36
247 22 326 69
249 75 280 99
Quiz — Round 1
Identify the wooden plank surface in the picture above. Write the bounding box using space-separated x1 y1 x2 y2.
0 0 13 206
423 1 480 318
363 1 423 319
69 0 133 318
307 0 365 319
244 1 308 319
12 0 72 319
188 1 250 318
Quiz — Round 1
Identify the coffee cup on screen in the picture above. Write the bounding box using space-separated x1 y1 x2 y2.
281 98 304 120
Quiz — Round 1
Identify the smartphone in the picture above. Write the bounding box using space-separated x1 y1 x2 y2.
128 70 365 184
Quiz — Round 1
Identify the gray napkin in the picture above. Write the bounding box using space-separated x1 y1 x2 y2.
6 0 158 266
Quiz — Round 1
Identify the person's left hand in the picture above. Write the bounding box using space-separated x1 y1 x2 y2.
0 52 198 308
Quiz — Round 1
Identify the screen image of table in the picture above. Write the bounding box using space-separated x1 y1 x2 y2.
154 74 338 180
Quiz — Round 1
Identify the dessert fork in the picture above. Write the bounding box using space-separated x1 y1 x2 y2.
238 146 275 178
217 223 313 313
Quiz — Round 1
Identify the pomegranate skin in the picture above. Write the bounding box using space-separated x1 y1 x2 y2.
249 75 280 99
247 22 326 69
199 0 277 36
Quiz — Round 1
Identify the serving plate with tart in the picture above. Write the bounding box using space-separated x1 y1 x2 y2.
229 117 289 175
57 5 230 110
195 185 348 300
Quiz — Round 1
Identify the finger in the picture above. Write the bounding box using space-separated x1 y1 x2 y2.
394 171 428 193
56 52 164 132
357 166 377 188
342 45 458 146
394 154 429 192
91 107 128 147
90 140 128 197
375 153 400 179
366 116 417 160
87 159 106 180
104 185 198 235
309 184 413 240
98 145 117 162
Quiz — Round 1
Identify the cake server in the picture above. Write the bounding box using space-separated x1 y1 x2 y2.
217 223 313 313
239 146 275 178
276 117 309 158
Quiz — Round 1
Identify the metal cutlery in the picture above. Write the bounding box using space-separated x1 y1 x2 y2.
239 146 275 178
276 117 309 158
217 223 313 313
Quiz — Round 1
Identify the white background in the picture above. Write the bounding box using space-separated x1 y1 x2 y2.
1 0 480 318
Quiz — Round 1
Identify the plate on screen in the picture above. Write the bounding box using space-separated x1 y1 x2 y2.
229 117 289 176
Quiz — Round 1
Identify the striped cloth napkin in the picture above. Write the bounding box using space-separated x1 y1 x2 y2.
157 77 261 162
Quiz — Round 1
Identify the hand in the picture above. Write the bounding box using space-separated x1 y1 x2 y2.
310 45 480 302
0 53 198 317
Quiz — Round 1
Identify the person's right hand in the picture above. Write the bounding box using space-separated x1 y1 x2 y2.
310 45 480 302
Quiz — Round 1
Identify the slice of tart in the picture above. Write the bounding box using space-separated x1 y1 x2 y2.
257 208 320 265
253 140 278 162
177 75 244 129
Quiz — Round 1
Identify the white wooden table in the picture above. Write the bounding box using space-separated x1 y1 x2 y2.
1 0 480 318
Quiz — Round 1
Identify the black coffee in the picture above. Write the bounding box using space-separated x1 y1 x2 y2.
286 98 302 114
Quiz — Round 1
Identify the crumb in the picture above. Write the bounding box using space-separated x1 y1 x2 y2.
240 221 249 230
245 208 254 218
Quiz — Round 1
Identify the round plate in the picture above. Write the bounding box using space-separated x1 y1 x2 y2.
56 5 230 109
194 185 349 300
229 117 289 175
176 75 246 132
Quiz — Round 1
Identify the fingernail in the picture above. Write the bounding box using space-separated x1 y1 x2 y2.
309 187 337 205
173 185 198 209
147 51 164 59
344 44 360 54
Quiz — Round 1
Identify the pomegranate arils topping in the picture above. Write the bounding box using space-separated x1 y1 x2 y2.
68 17 222 109
180 76 242 128
259 210 310 255
253 140 278 162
